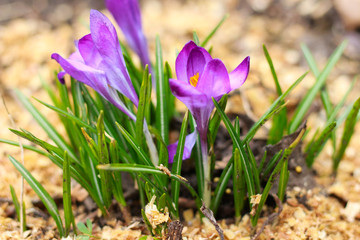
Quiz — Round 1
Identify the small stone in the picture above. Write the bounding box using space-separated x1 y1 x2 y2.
183 209 194 223
294 208 306 219
224 229 236 239
341 202 360 222
295 166 302 173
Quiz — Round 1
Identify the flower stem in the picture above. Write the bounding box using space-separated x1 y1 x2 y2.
143 123 159 166
200 132 211 207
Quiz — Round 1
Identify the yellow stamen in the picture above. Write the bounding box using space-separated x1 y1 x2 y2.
190 73 199 87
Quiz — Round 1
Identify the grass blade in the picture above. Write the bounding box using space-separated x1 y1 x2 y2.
63 151 75 236
15 90 76 160
244 72 307 142
233 148 245 223
9 156 65 237
0 139 47 155
245 142 260 193
278 129 305 201
210 117 240 215
136 65 151 147
171 111 189 217
201 14 228 47
252 153 284 225
305 122 336 167
98 163 200 206
212 98 255 198
10 185 26 231
208 95 228 146
164 61 175 121
115 122 153 166
34 97 96 132
97 112 112 208
289 41 348 133
190 114 204 198
193 31 200 45
155 36 169 145
333 97 360 171
264 45 288 144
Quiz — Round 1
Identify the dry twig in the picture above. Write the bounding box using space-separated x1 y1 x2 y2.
200 202 224 240
2 93 25 238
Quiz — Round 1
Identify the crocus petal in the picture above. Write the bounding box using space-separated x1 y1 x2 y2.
186 48 208 81
168 131 197 164
105 0 151 67
57 71 66 84
89 9 139 106
51 53 136 121
51 53 101 90
176 41 197 82
229 56 250 90
169 78 209 112
78 34 103 68
176 41 212 82
196 59 231 99
169 78 214 134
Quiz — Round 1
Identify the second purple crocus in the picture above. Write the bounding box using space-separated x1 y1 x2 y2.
169 41 250 205
52 9 138 121
105 0 151 68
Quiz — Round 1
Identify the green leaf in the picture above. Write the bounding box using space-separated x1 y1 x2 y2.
263 45 281 95
10 185 26 231
193 31 200 45
278 129 305 201
244 72 307 142
34 97 96 132
97 112 112 208
109 140 126 206
305 122 336 167
262 150 283 179
0 138 47 156
212 98 255 198
210 118 240 215
136 65 151 147
9 156 64 237
158 193 167 211
190 114 204 199
63 151 75 236
164 61 175 120
208 95 228 146
171 111 189 217
115 122 153 166
15 90 76 160
264 45 287 144
201 14 228 47
10 185 20 219
98 163 201 209
289 41 348 133
77 221 91 235
86 219 92 232
9 128 78 164
252 152 284 225
148 126 169 171
245 142 260 193
155 36 169 146
233 148 245 223
333 97 360 171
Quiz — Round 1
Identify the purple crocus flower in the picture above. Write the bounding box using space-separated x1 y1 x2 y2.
169 40 250 205
51 9 138 121
168 131 197 164
105 0 151 67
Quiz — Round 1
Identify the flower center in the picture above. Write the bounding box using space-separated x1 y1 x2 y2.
189 73 199 87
